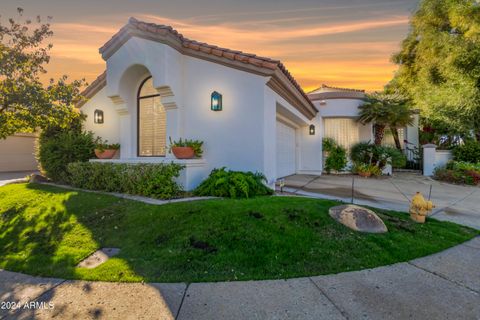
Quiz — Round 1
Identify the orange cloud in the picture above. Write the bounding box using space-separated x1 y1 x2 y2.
43 14 407 91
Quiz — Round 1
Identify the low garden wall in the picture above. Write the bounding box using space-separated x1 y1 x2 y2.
423 144 453 176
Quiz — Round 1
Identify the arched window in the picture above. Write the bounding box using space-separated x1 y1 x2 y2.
137 77 166 156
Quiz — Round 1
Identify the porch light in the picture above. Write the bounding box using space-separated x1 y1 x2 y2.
309 124 315 135
94 109 104 124
211 91 222 111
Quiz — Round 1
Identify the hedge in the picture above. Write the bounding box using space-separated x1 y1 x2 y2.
37 130 95 182
66 162 185 199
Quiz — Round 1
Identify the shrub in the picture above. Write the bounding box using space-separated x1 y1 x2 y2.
350 142 406 169
38 130 95 182
322 137 337 153
324 146 348 173
353 163 382 177
194 167 273 198
433 161 480 186
453 141 480 163
322 138 348 173
433 167 470 185
66 162 184 199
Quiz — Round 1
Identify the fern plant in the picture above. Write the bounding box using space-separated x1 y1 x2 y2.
194 167 273 198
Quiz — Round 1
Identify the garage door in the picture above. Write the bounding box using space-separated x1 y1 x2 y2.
0 134 38 172
276 121 296 178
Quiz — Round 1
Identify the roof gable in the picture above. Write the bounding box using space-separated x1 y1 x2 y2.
308 84 366 101
80 18 317 118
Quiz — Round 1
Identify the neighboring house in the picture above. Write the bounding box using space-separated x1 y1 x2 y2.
308 85 373 151
80 18 420 190
0 133 38 172
308 84 420 152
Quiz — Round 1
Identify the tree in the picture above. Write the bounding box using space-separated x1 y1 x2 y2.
0 8 85 139
387 103 415 150
392 0 480 142
358 92 413 147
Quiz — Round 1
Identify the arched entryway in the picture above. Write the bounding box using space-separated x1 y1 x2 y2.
137 76 167 157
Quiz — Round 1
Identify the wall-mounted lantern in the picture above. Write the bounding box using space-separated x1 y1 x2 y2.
94 109 104 124
309 124 315 135
211 91 222 111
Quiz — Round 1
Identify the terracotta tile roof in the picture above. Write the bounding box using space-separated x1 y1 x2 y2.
308 84 365 94
86 18 317 118
307 84 366 101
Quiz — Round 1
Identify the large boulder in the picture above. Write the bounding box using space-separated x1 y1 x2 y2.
329 205 388 233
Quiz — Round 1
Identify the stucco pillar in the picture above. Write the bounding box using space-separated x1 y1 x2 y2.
109 95 133 159
423 144 437 176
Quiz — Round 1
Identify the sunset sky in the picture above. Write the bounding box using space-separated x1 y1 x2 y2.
3 0 419 92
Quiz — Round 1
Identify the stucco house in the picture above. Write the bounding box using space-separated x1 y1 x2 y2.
80 18 419 190
80 18 322 190
308 85 419 152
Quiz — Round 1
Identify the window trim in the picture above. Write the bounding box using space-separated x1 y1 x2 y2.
137 76 165 157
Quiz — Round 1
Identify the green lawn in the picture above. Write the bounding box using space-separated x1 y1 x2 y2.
0 183 477 283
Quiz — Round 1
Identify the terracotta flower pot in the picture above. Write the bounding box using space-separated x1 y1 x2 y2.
95 149 117 159
358 171 372 178
172 146 195 159
410 213 426 223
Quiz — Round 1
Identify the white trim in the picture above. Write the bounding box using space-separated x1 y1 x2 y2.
90 158 206 168
276 113 300 129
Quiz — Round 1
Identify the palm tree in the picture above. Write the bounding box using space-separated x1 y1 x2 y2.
358 92 413 148
388 103 414 150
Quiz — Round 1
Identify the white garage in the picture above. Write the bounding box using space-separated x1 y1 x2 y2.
276 120 297 178
0 133 38 172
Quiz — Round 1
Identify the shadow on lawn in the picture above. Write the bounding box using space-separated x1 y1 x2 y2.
0 183 181 319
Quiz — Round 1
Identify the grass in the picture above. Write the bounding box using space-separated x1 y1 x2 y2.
0 183 477 283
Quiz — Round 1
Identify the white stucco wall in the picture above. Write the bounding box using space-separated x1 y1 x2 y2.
182 55 266 176
313 98 364 118
82 87 120 144
82 36 322 190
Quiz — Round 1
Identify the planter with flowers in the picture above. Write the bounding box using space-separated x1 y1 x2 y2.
354 163 382 178
169 137 203 159
94 137 120 159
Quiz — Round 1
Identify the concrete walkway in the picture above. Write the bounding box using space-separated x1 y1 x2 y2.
1 237 479 319
282 172 480 230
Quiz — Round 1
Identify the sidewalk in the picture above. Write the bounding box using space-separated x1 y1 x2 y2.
282 173 480 230
1 237 479 319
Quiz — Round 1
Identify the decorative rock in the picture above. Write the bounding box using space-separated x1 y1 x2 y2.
77 248 120 269
329 205 388 233
29 174 48 183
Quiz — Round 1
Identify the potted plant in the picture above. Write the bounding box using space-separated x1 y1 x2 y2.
354 163 381 178
169 137 203 159
94 137 120 159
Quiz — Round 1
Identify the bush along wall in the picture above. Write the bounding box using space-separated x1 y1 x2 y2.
38 130 95 182
434 161 480 186
453 140 480 163
322 138 347 173
66 162 185 199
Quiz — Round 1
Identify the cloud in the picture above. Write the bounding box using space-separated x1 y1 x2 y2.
43 11 408 91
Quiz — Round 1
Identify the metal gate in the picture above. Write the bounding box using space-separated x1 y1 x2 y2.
403 142 422 173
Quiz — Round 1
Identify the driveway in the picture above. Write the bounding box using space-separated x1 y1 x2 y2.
1 237 479 319
282 172 480 230
0 171 36 187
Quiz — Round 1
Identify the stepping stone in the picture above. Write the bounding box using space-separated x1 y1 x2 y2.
329 204 388 233
77 248 120 269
